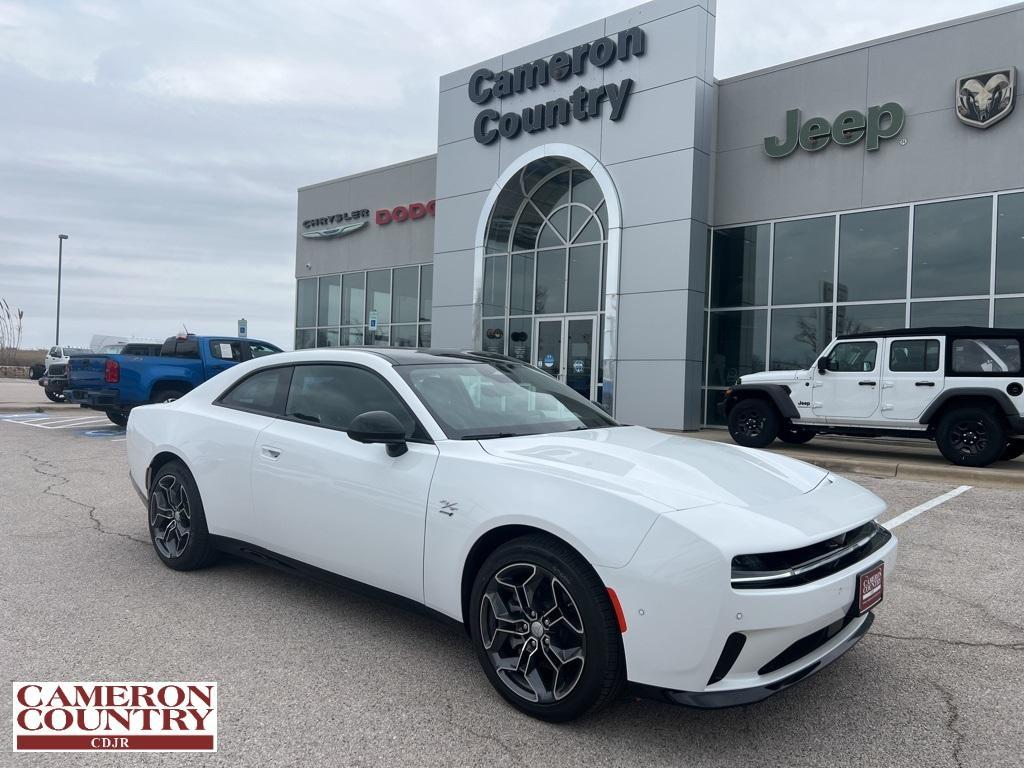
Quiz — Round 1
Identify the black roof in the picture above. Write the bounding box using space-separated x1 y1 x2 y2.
838 326 1024 341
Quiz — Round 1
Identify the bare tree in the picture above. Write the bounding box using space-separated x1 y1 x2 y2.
0 299 25 365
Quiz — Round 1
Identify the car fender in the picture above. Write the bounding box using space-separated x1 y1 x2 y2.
724 384 800 420
919 387 1019 424
421 442 668 621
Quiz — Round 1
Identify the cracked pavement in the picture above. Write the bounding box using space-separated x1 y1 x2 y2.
1 417 1022 767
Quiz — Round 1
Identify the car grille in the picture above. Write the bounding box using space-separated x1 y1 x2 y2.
48 363 67 377
731 521 891 589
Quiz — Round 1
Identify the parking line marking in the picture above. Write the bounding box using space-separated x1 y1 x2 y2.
33 417 110 429
883 485 973 530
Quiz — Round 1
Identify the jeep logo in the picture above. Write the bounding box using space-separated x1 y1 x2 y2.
763 102 905 158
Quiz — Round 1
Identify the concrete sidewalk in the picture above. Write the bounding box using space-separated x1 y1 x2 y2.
676 427 1024 490
0 379 78 412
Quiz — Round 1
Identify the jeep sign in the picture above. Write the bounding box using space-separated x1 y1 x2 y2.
763 102 906 158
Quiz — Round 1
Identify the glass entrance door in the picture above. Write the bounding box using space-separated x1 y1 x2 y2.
532 316 598 400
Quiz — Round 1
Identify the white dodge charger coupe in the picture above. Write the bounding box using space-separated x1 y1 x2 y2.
126 348 897 721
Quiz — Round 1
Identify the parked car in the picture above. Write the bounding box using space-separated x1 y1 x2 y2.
38 346 92 402
126 348 896 721
66 334 280 425
722 326 1024 467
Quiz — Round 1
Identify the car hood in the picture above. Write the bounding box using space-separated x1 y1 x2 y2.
478 426 828 512
740 369 807 384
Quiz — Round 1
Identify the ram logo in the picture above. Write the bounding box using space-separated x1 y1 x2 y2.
956 68 1015 129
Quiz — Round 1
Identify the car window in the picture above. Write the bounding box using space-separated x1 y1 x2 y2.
285 364 417 436
889 339 941 372
219 367 291 415
826 341 878 372
951 338 1021 374
210 340 243 361
248 341 280 358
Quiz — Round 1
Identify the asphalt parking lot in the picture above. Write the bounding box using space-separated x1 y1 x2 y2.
2 412 1022 767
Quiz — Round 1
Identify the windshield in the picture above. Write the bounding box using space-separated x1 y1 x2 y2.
396 361 617 440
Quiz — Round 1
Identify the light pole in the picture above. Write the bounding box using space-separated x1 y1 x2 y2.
56 234 68 345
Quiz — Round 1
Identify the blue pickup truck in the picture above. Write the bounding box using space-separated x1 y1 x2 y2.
66 334 281 425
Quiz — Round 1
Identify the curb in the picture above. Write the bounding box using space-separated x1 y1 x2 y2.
0 404 80 413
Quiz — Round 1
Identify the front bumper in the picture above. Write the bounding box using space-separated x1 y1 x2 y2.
632 611 874 708
39 376 68 395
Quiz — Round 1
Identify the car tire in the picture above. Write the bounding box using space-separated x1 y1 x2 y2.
147 460 218 571
935 407 1007 467
44 390 64 403
728 398 780 448
106 409 129 427
152 389 186 404
1001 439 1024 462
469 534 625 722
777 426 815 445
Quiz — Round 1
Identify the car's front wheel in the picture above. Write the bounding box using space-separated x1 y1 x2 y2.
728 398 780 448
148 460 217 571
935 407 1006 467
44 390 64 403
469 535 625 722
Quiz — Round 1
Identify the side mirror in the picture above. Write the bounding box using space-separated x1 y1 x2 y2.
817 357 829 375
347 410 408 457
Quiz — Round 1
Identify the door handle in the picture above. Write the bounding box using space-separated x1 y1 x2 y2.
260 446 282 460
915 381 936 387
859 381 877 386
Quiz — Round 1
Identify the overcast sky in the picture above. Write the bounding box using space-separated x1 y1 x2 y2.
0 0 1010 350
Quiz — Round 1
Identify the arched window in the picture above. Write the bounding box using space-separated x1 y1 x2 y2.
480 158 607 400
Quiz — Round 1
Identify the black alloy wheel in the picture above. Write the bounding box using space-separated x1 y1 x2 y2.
1002 440 1024 462
152 389 186 404
727 398 780 448
936 407 1006 467
106 409 129 427
147 460 217 570
44 390 64 403
469 535 624 721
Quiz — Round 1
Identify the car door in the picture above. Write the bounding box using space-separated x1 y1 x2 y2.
812 339 882 421
249 363 439 601
881 336 944 421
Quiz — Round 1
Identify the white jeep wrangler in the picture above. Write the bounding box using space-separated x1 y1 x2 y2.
721 327 1024 467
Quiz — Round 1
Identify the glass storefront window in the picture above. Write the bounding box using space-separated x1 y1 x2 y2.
772 217 835 305
419 265 433 322
995 297 1024 326
509 253 534 316
535 249 566 314
711 225 769 308
392 324 417 348
911 299 989 327
770 306 833 370
706 310 767 386
912 197 992 298
339 327 363 346
567 245 602 313
296 278 317 328
318 275 341 326
836 303 907 335
366 270 391 325
365 325 390 346
341 272 365 326
418 324 432 348
392 266 419 324
483 255 507 317
295 328 315 350
507 318 531 363
316 328 340 347
838 208 908 301
996 193 1024 294
482 319 506 354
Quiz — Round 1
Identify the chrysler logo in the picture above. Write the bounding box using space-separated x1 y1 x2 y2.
300 220 367 239
956 68 1015 129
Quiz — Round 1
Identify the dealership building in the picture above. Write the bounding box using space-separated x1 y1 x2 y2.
294 0 1024 429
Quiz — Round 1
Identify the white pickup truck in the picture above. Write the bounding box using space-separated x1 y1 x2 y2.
721 327 1024 467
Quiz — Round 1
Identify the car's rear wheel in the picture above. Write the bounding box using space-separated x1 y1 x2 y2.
469 535 624 722
106 408 129 427
148 460 217 571
777 426 815 445
728 398 780 448
152 389 186 404
935 407 1006 467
